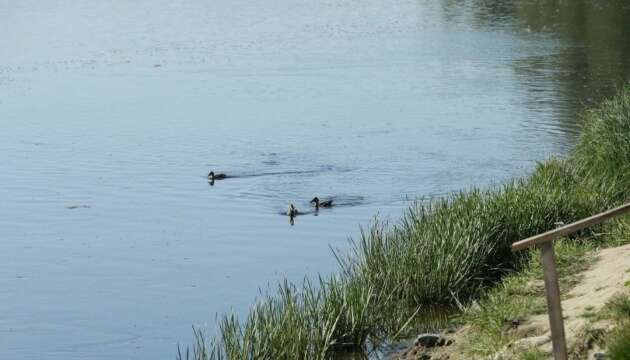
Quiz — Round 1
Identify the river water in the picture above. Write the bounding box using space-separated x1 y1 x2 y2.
1 1 629 359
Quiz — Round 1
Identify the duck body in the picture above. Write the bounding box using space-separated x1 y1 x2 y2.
310 197 333 209
287 204 299 217
208 171 227 180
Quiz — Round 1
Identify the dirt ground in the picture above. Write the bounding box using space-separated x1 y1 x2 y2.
391 243 630 359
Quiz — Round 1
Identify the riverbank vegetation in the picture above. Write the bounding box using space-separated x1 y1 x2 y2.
605 292 630 360
180 86 630 359
457 218 630 358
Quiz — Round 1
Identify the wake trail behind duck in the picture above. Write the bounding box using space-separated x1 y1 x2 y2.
220 166 352 179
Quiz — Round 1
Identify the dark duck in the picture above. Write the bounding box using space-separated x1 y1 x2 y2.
208 171 227 181
310 197 333 209
287 204 299 217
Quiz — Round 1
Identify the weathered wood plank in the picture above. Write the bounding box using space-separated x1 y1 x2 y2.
540 242 568 360
512 202 630 251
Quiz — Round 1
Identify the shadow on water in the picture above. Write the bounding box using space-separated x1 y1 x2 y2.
438 0 630 148
515 1 630 134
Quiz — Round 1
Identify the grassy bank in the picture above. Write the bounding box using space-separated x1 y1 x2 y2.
457 216 630 358
180 86 630 360
605 291 630 359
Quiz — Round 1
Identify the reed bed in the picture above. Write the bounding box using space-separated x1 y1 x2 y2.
179 87 630 360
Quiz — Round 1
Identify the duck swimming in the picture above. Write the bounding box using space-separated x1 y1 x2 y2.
287 203 299 217
310 197 333 209
208 171 227 181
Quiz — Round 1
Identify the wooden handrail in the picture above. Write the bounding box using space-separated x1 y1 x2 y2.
510 201 630 360
512 202 630 251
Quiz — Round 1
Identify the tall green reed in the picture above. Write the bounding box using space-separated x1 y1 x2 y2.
180 86 630 360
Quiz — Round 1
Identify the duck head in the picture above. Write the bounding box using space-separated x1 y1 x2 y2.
208 171 215 179
310 197 320 207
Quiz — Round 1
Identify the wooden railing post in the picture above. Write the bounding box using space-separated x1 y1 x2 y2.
511 203 630 360
540 242 567 360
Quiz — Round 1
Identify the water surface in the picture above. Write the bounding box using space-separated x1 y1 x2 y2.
1 1 629 359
